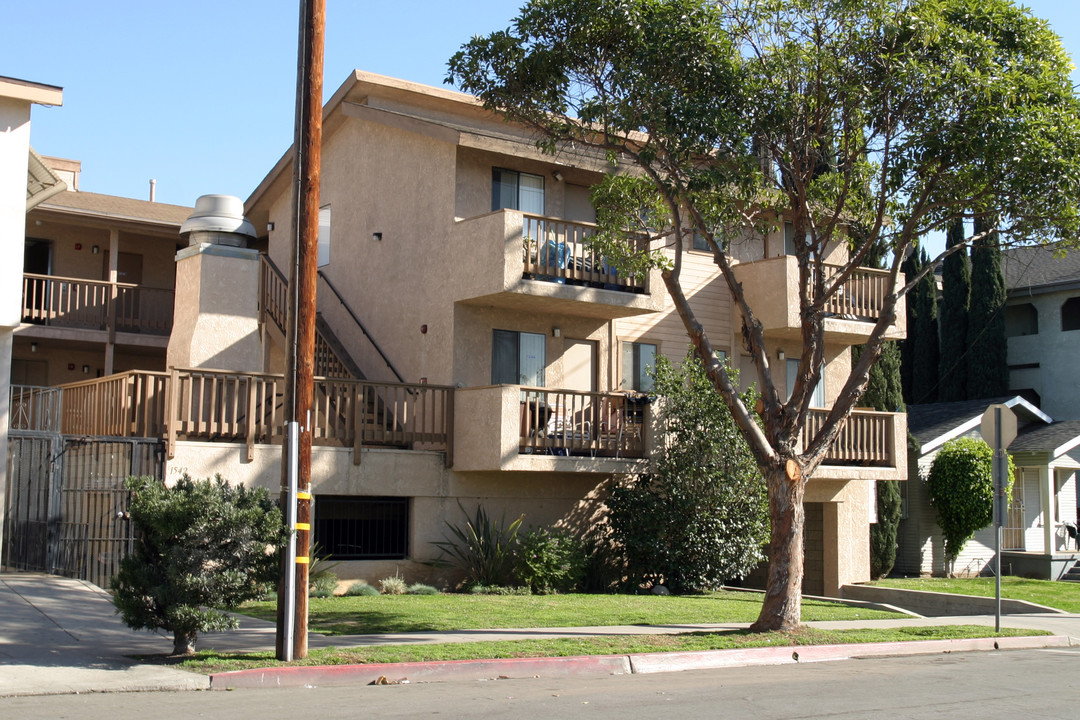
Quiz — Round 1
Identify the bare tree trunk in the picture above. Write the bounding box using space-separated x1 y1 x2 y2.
750 461 805 632
172 629 197 656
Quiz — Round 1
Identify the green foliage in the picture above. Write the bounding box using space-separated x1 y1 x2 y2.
910 248 941 404
431 501 524 587
607 353 768 593
967 220 1009 399
467 585 533 596
308 543 340 598
927 438 1015 565
853 342 904 413
870 480 902 579
938 219 971 402
512 527 587 594
111 474 284 655
379 576 408 595
407 583 440 595
343 581 379 597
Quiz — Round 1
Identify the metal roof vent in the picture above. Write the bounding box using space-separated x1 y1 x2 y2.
181 194 256 247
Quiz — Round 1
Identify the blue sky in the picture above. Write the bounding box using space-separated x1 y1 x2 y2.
4 0 1078 210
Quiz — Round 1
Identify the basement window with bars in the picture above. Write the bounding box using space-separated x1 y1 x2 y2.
313 496 409 560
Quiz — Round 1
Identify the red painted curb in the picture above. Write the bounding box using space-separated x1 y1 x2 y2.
209 635 1072 689
210 653 632 689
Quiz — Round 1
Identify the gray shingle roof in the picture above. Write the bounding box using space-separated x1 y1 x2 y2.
1002 243 1080 293
38 191 191 227
1008 421 1080 456
907 396 1052 452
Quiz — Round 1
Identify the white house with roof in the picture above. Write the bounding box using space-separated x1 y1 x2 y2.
896 395 1080 579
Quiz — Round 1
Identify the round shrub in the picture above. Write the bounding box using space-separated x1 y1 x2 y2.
927 437 1014 567
344 581 379 597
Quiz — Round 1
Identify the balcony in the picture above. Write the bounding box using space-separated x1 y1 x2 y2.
56 369 451 464
450 210 664 319
20 273 174 343
451 385 650 473
801 408 908 481
732 257 906 343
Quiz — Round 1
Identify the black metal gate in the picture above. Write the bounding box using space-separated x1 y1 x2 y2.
4 434 164 588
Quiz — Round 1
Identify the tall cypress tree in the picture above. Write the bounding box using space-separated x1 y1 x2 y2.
900 250 920 405
966 217 1009 398
937 219 970 402
911 248 940 404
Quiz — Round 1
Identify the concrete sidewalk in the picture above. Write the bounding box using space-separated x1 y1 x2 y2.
2 573 1078 696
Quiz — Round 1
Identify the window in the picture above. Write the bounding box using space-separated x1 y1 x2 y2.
1005 303 1038 337
622 341 657 392
314 496 408 560
1062 297 1080 332
492 168 545 215
692 232 710 252
318 205 331 267
783 222 799 256
786 358 825 407
492 330 546 386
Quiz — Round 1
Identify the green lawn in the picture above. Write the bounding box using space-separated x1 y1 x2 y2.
239 591 902 636
179 625 1044 674
870 577 1080 613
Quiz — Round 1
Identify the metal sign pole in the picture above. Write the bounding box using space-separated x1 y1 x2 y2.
283 420 299 661
994 407 1002 633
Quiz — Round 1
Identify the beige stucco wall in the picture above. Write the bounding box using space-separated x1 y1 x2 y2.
167 440 610 587
167 244 262 372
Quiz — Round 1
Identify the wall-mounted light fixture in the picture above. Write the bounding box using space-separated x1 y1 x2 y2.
91 245 100 255
777 349 786 361
30 342 37 353
267 222 275 232
372 232 383 242
552 327 561 338
552 170 564 182
82 365 90 374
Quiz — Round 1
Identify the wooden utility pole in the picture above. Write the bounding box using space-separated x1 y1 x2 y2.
276 0 324 662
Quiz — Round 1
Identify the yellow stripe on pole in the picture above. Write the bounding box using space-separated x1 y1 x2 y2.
295 522 310 531
297 491 312 501
296 556 310 564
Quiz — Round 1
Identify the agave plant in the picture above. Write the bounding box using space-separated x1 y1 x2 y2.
431 501 523 587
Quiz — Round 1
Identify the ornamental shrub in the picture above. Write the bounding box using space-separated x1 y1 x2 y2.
431 501 523 587
512 526 587 594
607 352 768 593
112 474 284 655
927 437 1014 568
869 480 902 579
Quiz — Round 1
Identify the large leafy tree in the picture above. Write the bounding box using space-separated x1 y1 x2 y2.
449 0 1080 630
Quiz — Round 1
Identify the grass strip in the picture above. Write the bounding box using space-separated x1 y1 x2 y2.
176 625 1047 675
869 577 1080 613
239 591 902 636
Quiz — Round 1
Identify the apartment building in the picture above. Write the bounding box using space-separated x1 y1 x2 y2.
10 71 907 595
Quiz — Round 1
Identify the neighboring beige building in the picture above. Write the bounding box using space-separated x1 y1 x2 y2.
16 159 192 385
9 71 908 596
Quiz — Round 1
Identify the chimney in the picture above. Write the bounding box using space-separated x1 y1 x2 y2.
149 178 157 202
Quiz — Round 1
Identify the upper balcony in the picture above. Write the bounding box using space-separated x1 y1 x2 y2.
19 273 174 346
802 408 908 482
731 257 906 344
451 384 651 474
450 210 665 319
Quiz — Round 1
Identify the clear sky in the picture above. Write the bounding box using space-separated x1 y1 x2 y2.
4 0 1078 210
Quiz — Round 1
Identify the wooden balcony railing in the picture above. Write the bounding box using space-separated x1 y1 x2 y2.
803 409 896 467
519 387 648 459
56 369 452 464
60 371 170 438
818 265 892 322
21 273 174 336
522 214 647 294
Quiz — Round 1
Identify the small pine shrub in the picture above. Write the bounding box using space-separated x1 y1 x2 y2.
406 583 440 595
343 581 379 597
513 526 586 594
379 575 408 595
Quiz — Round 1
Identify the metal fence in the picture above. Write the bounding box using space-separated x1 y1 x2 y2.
4 433 164 589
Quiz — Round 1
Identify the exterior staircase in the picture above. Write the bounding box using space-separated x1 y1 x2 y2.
1060 560 1080 583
